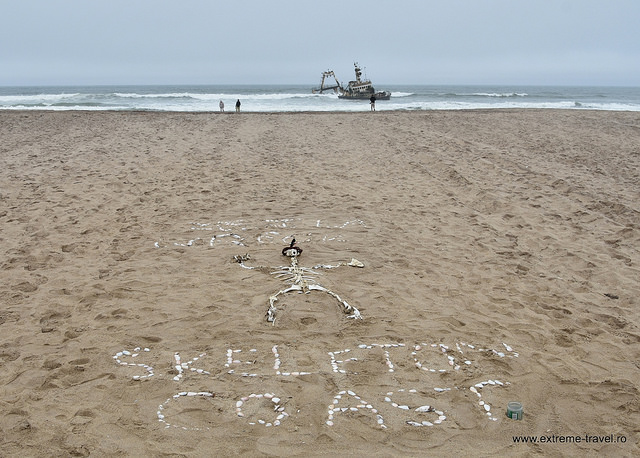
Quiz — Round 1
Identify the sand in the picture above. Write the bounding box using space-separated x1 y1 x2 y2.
0 109 638 457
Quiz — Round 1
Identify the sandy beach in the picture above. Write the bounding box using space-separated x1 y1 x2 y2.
1 109 638 456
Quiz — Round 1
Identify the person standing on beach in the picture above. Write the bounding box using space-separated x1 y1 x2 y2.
370 94 376 112
235 99 241 112
219 100 224 112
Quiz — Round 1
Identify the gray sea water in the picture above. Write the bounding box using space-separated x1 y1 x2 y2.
1 84 639 112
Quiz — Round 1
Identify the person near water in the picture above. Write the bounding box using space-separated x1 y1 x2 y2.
235 99 241 112
370 95 376 111
219 100 224 112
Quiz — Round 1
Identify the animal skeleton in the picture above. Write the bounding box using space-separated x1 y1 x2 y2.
234 251 364 324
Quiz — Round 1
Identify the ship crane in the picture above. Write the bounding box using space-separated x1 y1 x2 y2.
312 70 343 94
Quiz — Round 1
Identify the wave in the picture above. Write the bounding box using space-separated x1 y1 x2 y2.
5 100 640 112
438 91 528 98
387 100 640 112
2 104 132 111
2 85 639 112
470 92 529 98
0 93 80 104
113 92 197 99
112 91 339 101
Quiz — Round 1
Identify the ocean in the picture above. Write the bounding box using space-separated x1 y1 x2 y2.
1 84 639 112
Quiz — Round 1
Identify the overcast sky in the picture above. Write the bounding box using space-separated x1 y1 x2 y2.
2 0 639 86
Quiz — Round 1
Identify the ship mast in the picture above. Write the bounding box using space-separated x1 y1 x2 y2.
354 62 363 84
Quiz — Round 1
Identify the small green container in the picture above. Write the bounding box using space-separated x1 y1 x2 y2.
507 401 523 420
